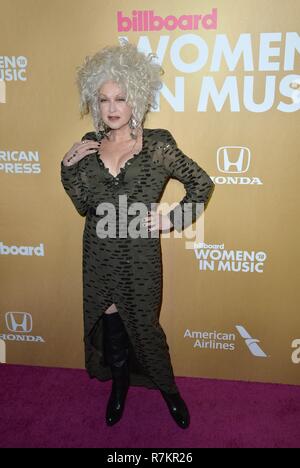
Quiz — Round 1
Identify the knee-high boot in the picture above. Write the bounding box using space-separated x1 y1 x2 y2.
160 389 190 429
102 312 130 426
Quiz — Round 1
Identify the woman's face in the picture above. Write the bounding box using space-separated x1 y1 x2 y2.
98 80 133 130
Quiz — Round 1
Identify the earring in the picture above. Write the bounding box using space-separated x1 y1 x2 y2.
97 118 110 140
129 116 139 139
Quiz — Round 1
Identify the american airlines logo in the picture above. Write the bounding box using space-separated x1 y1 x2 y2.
0 312 45 343
291 339 300 364
185 324 268 356
210 146 263 185
235 325 267 358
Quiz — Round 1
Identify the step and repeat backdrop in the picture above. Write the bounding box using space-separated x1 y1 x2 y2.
1 0 299 385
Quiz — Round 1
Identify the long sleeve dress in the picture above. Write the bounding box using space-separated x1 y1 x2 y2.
60 128 215 394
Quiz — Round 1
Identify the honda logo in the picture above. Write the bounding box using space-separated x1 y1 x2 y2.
217 146 251 173
0 338 5 363
5 312 33 333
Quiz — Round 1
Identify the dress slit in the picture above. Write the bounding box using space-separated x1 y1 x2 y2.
84 289 179 393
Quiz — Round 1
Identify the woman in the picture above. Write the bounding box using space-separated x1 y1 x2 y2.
60 42 215 429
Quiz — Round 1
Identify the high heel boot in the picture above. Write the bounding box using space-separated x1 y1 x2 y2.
103 312 130 426
160 390 190 429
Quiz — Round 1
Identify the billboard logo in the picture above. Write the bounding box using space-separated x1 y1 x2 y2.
5 312 32 333
236 325 267 357
217 146 251 173
193 242 267 273
117 8 217 32
0 242 45 256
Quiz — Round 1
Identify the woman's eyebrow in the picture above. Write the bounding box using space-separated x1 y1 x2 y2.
99 93 125 97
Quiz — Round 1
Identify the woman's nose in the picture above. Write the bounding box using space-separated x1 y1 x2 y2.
109 101 116 112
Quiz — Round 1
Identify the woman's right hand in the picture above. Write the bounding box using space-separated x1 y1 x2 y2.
62 139 101 167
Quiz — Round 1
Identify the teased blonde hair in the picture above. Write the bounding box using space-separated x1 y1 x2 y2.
75 42 164 131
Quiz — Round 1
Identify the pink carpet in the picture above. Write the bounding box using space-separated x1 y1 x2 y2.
0 364 299 448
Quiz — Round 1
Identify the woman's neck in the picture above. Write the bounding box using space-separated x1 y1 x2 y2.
107 124 141 143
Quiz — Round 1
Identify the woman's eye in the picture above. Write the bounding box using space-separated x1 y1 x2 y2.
99 98 125 102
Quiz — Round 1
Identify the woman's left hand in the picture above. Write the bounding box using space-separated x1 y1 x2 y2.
142 211 173 233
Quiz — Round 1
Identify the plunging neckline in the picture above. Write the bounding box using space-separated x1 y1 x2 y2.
96 128 145 179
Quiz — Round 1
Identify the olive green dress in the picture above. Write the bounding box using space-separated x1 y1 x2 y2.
60 128 215 393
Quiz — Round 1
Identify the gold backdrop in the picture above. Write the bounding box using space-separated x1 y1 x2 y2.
1 0 299 385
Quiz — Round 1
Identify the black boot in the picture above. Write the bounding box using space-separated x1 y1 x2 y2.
103 312 130 426
160 390 190 429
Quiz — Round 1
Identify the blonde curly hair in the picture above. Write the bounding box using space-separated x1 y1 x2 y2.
75 42 164 132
